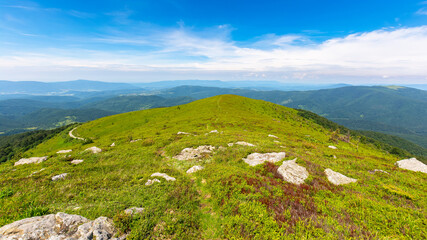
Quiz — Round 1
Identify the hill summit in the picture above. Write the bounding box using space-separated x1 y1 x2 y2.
0 95 425 239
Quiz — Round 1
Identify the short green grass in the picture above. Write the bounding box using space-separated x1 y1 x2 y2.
0 95 425 239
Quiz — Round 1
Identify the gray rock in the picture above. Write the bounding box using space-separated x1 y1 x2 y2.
209 130 219 133
325 168 357 185
85 146 102 153
395 158 427 173
110 142 115 147
186 165 204 174
145 178 161 186
0 212 121 240
15 157 48 166
277 159 309 185
243 152 286 166
130 139 141 143
151 172 176 181
268 134 279 139
52 173 68 181
124 207 145 215
328 145 337 149
71 159 84 164
174 145 215 160
57 149 72 154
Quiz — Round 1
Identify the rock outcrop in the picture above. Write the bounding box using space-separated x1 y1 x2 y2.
151 172 176 181
243 152 286 166
186 165 204 174
174 145 215 160
15 157 48 166
277 159 309 185
325 169 357 185
0 212 122 240
395 158 427 173
85 146 102 154
57 150 72 154
52 173 68 181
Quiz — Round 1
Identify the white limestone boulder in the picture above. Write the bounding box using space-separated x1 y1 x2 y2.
325 169 357 185
174 145 215 160
395 158 427 173
145 178 161 186
186 165 204 174
57 150 72 154
52 173 68 181
243 152 286 166
151 172 176 181
15 157 48 166
85 146 102 153
277 159 309 185
71 159 84 164
0 212 122 240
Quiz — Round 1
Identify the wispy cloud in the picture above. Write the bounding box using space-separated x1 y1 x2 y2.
1 25 427 83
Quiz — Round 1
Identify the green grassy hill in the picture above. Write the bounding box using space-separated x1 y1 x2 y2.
0 95 425 239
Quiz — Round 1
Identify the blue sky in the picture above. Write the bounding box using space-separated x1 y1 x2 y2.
1 0 427 83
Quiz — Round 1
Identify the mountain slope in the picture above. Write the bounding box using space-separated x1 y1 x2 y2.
159 85 427 147
1 95 425 239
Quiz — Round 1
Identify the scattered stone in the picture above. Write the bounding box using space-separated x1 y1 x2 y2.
85 146 102 153
325 169 357 185
274 140 280 143
186 165 204 174
268 134 279 139
110 142 115 147
124 207 145 215
369 169 389 174
130 139 141 143
71 159 84 164
395 158 427 173
52 173 68 181
277 158 309 185
243 152 286 166
145 178 161 186
328 145 338 149
229 141 256 147
209 130 219 133
29 168 45 177
151 172 176 181
0 212 122 240
57 149 72 154
15 157 48 166
177 131 190 135
174 145 215 160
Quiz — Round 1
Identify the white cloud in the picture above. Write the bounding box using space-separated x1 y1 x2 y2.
1 26 427 83
416 8 427 15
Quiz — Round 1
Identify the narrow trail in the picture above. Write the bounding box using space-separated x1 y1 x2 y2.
68 127 85 141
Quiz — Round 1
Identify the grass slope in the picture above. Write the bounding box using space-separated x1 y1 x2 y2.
0 95 425 239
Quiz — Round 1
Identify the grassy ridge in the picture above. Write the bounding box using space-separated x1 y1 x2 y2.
0 95 425 239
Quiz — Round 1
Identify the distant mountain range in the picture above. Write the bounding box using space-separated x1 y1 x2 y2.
0 80 426 156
